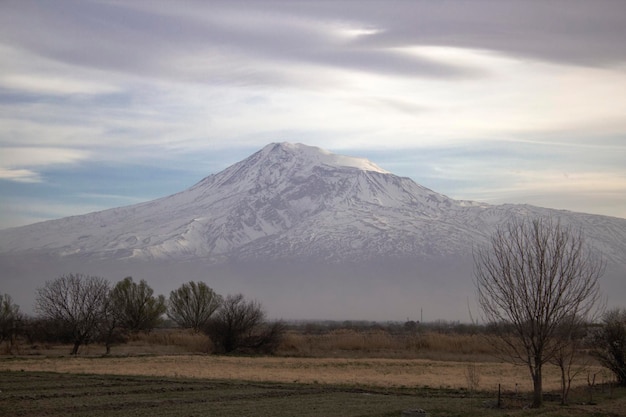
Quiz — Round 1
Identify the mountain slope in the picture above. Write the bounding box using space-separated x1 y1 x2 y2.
1 142 625 320
0 143 477 259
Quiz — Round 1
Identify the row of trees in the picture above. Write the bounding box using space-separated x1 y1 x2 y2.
1 276 283 355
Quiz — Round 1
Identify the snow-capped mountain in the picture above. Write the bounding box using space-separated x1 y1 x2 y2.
1 143 625 320
0 143 479 261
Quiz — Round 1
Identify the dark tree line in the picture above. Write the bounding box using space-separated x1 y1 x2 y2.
2 274 283 355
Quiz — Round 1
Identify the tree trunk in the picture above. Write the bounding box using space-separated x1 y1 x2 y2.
559 364 567 405
71 340 81 355
532 365 543 408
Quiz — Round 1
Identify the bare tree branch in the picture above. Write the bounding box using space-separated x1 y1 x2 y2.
474 217 604 407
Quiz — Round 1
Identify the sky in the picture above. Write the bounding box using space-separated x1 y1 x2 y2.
1 0 626 230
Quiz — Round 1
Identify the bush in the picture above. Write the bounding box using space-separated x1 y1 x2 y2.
204 294 284 354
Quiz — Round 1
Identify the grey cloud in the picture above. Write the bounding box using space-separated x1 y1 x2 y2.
3 0 624 92
0 0 491 89
279 0 626 68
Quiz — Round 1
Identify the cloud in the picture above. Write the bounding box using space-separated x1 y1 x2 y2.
2 1 624 147
0 0 625 224
280 0 626 68
0 168 41 183
0 147 89 167
0 73 120 96
0 0 489 89
0 147 89 183
2 1 625 94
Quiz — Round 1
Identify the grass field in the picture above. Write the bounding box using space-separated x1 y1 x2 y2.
1 370 625 417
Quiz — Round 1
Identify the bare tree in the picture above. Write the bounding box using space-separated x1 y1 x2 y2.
204 294 284 354
550 315 590 404
0 293 22 353
35 273 110 354
592 308 626 386
474 217 604 407
110 277 166 333
167 281 222 332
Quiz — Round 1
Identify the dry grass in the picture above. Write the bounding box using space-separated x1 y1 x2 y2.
0 354 606 393
125 329 213 354
277 329 499 361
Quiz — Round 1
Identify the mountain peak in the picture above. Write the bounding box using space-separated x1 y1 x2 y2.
259 142 390 174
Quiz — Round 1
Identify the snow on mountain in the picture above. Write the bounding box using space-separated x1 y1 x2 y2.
0 142 470 260
1 142 625 320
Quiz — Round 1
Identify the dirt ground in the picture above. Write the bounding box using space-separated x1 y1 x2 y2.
0 355 608 393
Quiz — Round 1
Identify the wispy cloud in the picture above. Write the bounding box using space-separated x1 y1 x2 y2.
0 73 120 96
0 147 89 166
0 168 41 183
0 147 89 183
